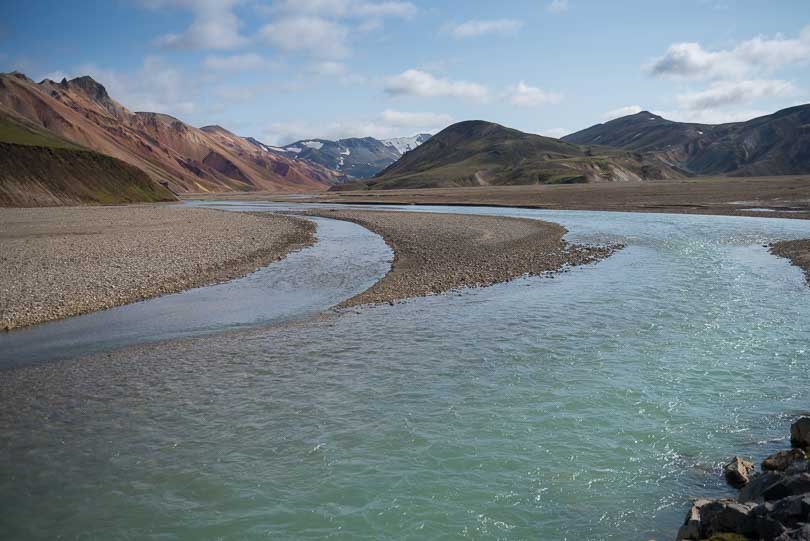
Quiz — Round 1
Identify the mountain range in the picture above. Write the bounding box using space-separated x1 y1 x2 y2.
2 70 810 205
343 104 810 190
274 134 431 179
0 72 337 194
345 120 689 190
562 106 810 177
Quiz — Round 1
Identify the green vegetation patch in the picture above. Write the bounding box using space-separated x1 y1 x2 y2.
0 114 82 149
0 142 176 206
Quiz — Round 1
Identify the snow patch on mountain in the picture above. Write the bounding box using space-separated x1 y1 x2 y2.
382 134 431 155
301 140 324 150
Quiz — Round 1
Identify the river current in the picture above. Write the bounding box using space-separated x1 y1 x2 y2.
2 203 809 540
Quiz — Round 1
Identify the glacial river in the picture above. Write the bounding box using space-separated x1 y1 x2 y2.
2 203 810 540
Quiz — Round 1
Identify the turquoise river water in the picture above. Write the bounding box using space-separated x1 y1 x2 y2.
1 203 810 540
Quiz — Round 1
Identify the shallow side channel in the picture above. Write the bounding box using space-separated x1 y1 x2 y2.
0 216 392 368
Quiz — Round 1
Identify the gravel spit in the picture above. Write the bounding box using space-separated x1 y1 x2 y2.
771 239 810 284
306 209 621 307
0 206 315 330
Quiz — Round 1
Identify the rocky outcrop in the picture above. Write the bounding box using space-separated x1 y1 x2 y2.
764 450 809 472
676 420 810 541
726 456 756 488
792 418 810 449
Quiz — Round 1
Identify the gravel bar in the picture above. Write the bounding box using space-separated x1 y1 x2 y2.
0 206 315 330
771 239 810 284
306 209 620 307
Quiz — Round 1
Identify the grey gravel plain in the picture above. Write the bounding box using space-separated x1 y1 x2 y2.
307 209 620 307
0 206 315 330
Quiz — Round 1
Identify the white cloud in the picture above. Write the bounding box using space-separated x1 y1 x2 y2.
213 85 261 103
309 61 366 84
538 127 569 138
379 109 452 127
203 53 272 71
146 0 248 50
269 0 416 19
311 61 346 76
601 105 643 121
444 19 523 39
645 42 746 80
547 0 569 13
675 79 799 110
263 109 447 145
654 108 769 124
258 1 415 58
260 16 349 58
507 81 562 107
646 26 810 80
353 1 416 18
384 69 490 101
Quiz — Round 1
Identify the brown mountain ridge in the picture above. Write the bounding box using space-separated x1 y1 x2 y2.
0 72 337 194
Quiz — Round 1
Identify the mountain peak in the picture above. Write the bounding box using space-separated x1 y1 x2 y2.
63 75 110 102
622 111 664 121
201 125 232 135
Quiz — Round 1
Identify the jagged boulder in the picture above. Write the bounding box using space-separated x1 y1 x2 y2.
792 418 810 449
764 449 808 472
725 456 756 487
676 499 756 540
761 474 810 502
750 495 810 539
741 472 788 503
677 498 710 540
775 523 810 541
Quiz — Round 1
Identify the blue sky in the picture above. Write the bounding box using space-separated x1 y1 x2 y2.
1 0 809 144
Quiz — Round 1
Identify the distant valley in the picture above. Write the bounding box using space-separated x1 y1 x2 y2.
272 134 431 179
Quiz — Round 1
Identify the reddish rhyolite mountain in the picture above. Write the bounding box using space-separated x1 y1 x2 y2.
0 72 337 193
0 110 176 207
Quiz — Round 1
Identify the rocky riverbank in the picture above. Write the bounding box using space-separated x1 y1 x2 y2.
676 417 810 541
0 206 315 330
771 240 810 285
305 209 621 307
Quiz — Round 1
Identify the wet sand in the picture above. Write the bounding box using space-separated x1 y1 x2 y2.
0 206 315 330
307 209 619 307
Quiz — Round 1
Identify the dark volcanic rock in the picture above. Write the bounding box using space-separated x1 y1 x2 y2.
792 418 810 449
678 419 810 540
676 499 756 540
762 474 810 502
741 472 789 503
775 523 810 541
